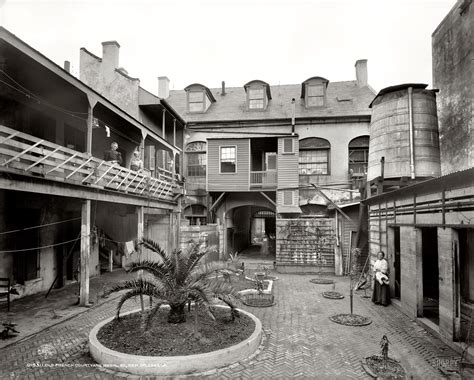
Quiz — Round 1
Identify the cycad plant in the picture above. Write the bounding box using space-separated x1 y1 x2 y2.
106 238 240 325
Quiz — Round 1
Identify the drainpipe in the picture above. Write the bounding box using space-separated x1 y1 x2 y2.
407 87 416 180
291 98 296 135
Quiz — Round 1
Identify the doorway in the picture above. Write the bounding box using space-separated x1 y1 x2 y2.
393 227 401 299
421 228 439 324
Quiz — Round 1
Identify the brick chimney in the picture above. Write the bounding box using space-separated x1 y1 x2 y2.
355 59 368 87
102 41 120 71
158 76 170 99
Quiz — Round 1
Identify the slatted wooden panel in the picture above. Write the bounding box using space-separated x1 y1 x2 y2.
0 125 177 201
276 218 336 267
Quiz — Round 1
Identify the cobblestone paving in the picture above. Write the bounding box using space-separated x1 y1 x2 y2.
0 273 466 379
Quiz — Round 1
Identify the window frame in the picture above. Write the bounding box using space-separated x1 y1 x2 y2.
219 145 237 174
187 90 205 113
299 148 330 175
247 85 266 110
282 138 295 154
185 141 207 178
305 82 326 108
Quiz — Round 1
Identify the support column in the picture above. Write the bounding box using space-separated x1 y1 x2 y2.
162 109 166 138
86 95 98 155
173 119 176 146
80 200 91 306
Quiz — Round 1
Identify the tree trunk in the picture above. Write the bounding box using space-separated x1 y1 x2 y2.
168 303 186 323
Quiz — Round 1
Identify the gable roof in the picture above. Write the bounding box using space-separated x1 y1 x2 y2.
167 80 375 123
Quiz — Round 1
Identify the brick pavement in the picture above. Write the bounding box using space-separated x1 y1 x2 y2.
0 273 468 379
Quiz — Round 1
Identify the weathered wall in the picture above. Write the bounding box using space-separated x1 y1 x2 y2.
276 218 336 273
80 49 140 119
432 0 473 173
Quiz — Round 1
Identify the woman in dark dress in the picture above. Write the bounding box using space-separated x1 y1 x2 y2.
372 251 391 306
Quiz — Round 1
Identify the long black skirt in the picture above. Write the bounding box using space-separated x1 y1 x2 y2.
372 280 390 306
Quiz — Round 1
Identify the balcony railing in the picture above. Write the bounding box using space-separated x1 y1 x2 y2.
250 170 277 188
0 125 178 202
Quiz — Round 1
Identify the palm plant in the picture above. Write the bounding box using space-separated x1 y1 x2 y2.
106 238 240 325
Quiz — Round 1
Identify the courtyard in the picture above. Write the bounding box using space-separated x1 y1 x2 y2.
0 267 467 379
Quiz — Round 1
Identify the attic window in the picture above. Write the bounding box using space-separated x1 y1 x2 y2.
307 83 325 107
249 88 265 109
185 83 216 113
189 91 204 112
244 80 271 111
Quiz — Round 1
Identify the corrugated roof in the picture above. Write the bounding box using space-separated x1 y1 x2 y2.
166 81 375 123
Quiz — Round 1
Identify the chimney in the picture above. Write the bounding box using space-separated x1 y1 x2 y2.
158 76 170 99
355 59 368 87
64 60 70 73
221 81 226 96
102 41 120 70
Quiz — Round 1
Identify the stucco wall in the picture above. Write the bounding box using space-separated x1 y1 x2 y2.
432 0 473 174
80 49 140 119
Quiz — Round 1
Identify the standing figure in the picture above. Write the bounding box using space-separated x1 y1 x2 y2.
129 150 144 172
371 251 391 306
104 142 123 165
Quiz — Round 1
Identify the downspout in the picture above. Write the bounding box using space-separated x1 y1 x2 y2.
291 98 296 135
407 87 416 179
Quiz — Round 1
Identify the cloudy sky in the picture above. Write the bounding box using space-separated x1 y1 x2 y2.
1 0 455 94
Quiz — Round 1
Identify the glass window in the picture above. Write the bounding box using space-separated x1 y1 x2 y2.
248 88 265 109
187 153 206 177
307 84 325 107
220 146 236 173
299 149 329 175
189 91 204 112
348 136 369 175
185 141 206 177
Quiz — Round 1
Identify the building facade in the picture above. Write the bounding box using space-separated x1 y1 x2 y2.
0 28 183 303
166 61 375 273
366 0 474 350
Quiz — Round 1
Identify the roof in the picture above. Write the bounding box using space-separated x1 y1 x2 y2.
277 205 302 214
368 83 429 108
167 80 375 123
0 27 179 154
364 167 474 204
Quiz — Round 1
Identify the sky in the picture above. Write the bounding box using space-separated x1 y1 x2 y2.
0 0 455 94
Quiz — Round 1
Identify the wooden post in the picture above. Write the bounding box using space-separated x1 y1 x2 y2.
86 95 98 154
80 200 91 306
109 249 113 272
173 119 176 146
137 206 145 311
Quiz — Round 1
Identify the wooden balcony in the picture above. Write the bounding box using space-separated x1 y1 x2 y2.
0 125 178 202
250 170 277 189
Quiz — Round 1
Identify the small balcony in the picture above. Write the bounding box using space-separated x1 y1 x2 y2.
0 125 178 202
250 170 277 188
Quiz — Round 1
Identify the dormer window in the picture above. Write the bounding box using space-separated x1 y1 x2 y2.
249 88 265 109
301 77 329 108
184 83 216 113
189 91 204 112
244 80 272 110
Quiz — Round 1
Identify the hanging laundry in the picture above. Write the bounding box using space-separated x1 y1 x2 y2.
124 240 135 257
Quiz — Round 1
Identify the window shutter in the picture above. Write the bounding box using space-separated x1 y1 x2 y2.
283 191 293 206
266 153 277 170
283 138 294 153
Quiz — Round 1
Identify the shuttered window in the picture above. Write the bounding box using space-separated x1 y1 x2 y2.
283 138 294 154
283 191 294 206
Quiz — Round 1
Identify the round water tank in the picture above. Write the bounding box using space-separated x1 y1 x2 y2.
367 84 441 182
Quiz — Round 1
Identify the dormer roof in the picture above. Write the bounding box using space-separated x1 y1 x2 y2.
244 80 272 100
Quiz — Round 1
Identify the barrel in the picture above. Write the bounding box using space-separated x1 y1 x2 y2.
367 84 441 182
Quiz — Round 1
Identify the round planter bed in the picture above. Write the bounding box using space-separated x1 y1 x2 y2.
322 291 344 299
329 313 372 326
362 355 406 379
89 305 262 376
310 278 335 285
